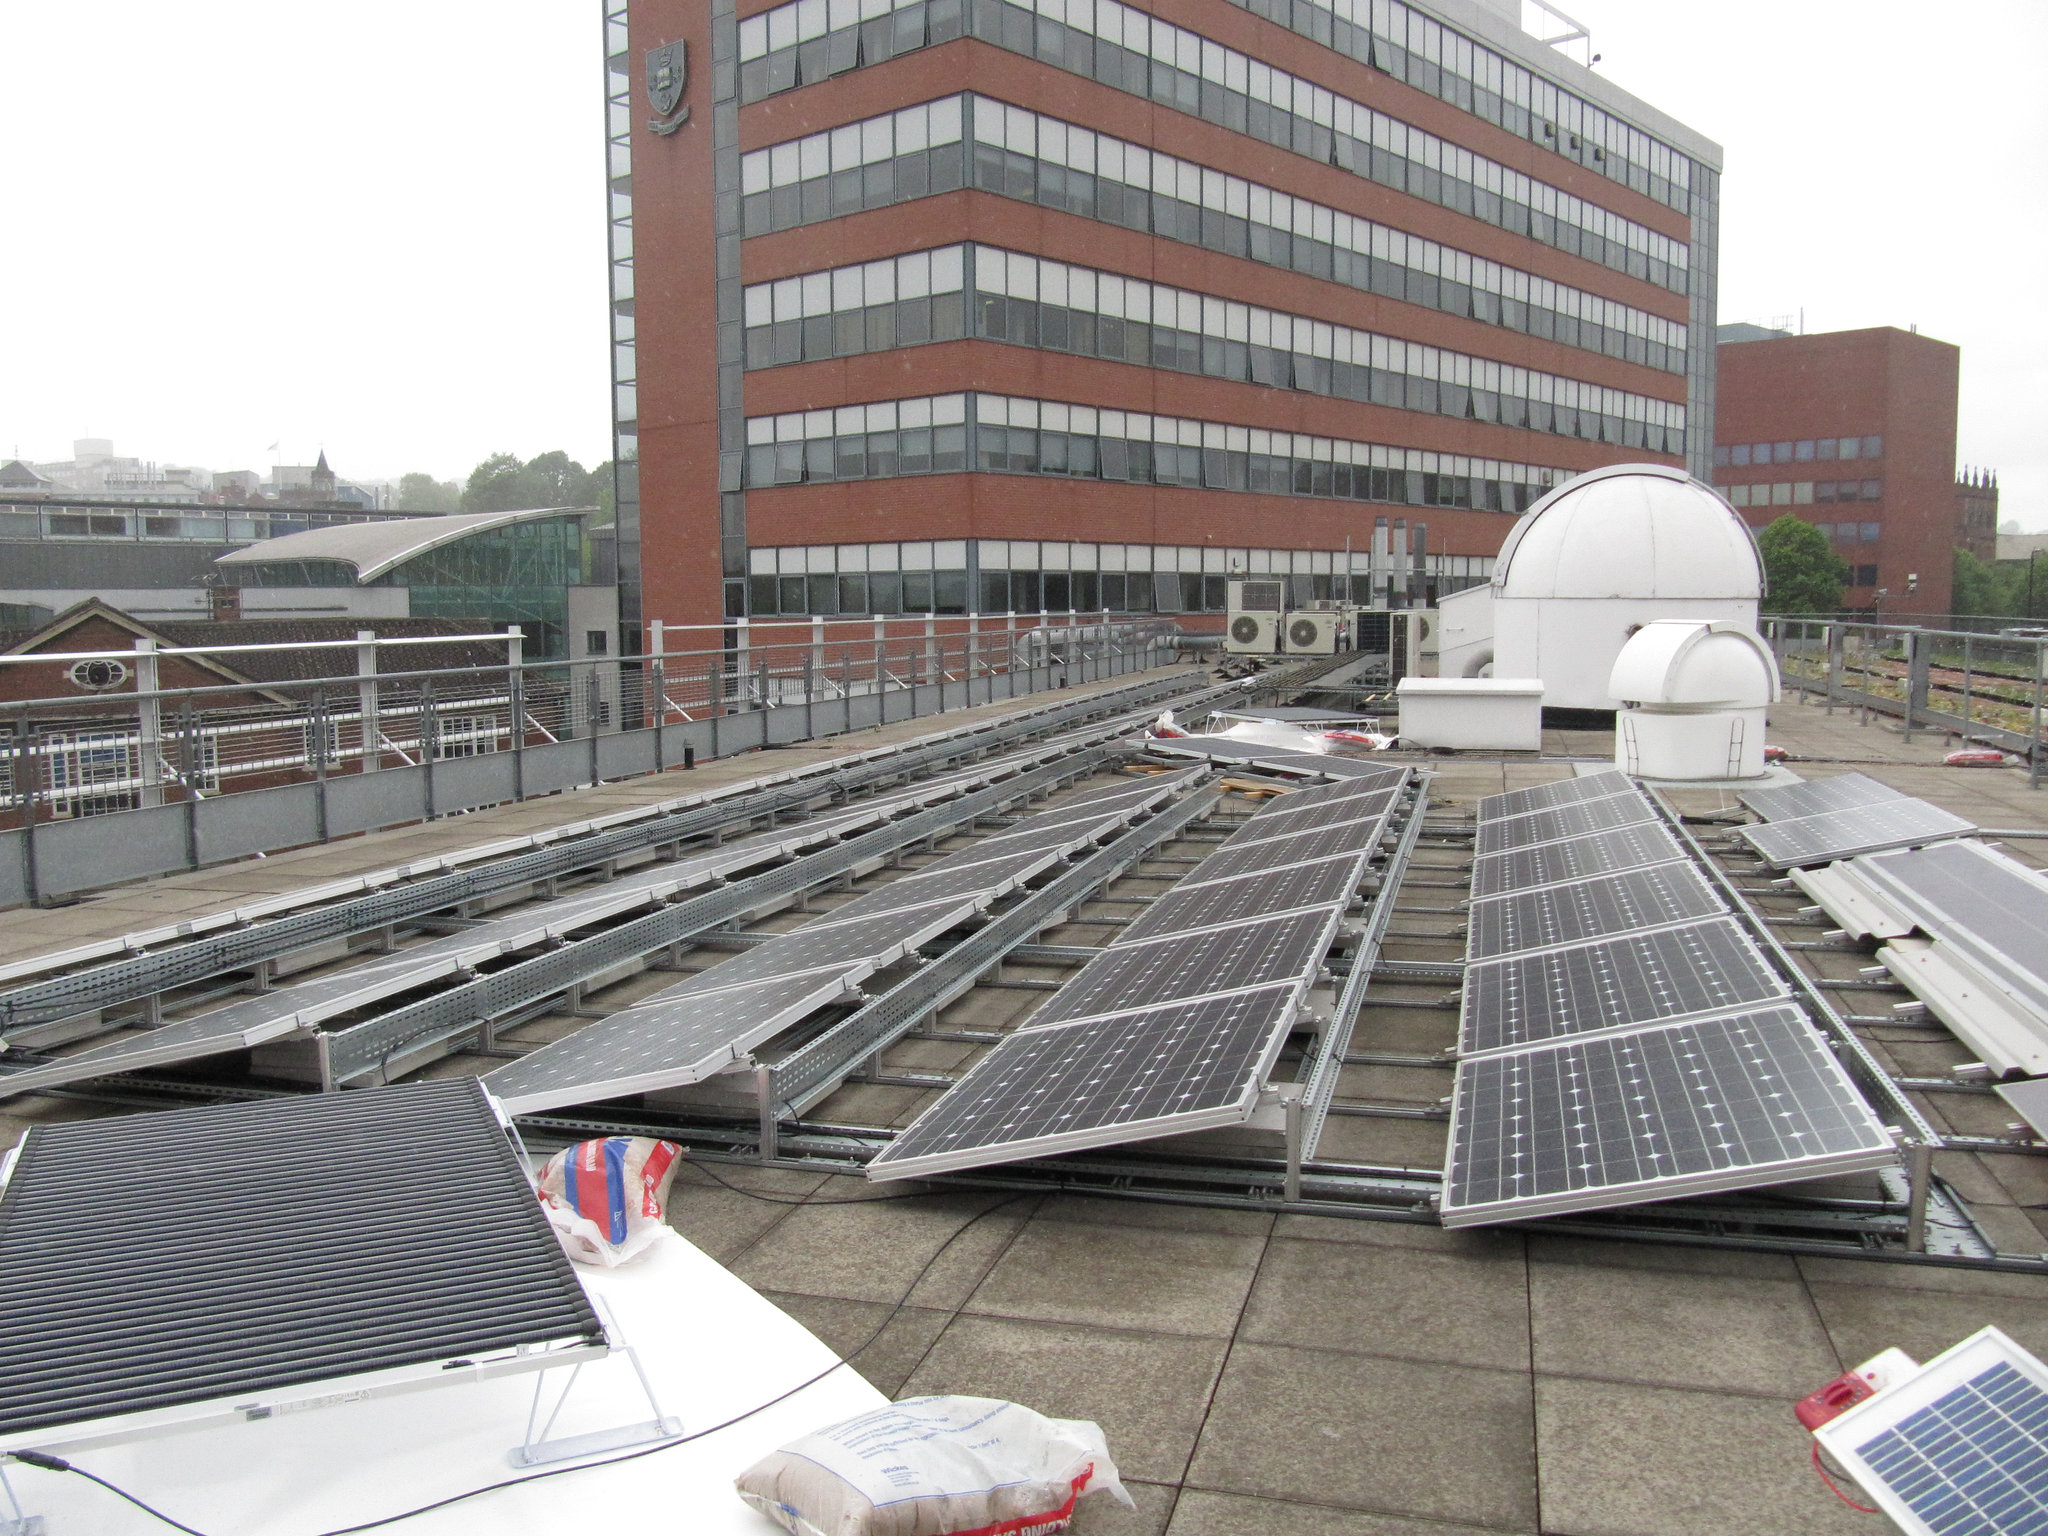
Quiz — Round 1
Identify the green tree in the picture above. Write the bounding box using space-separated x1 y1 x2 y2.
460 451 608 513
1757 515 1851 616
461 452 540 512
1952 548 2030 619
395 472 460 512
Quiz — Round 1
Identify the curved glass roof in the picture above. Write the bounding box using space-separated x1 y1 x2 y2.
215 507 591 585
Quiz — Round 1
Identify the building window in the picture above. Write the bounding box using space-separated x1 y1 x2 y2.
585 630 609 654
1854 564 1878 587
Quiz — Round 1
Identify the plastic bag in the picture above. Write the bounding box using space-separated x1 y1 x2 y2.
536 1136 682 1267
736 1396 1133 1536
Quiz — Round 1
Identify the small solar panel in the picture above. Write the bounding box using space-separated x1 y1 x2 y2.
867 984 1300 1179
1816 1327 2048 1536
1468 822 1688 898
1739 799 1977 869
1460 917 1789 1056
1477 771 1635 821
1441 1003 1897 1227
1026 907 1338 1030
1466 863 1728 960
1473 794 1660 855
1120 855 1364 943
1739 770 1904 822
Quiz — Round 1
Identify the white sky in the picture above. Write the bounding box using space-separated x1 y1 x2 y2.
3 0 2042 524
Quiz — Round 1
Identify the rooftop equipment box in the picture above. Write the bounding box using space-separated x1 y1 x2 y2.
1396 678 1544 751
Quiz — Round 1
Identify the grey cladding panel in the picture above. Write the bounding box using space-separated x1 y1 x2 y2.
1442 1004 1896 1227
1466 863 1728 960
1120 855 1364 943
0 1080 599 1438
868 984 1299 1177
1473 794 1659 855
1478 771 1634 820
1026 907 1337 1030
1469 822 1687 898
1739 771 1903 822
1739 799 1976 869
1461 917 1789 1055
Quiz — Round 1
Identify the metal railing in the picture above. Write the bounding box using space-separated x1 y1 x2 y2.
1762 617 2047 788
0 613 1186 905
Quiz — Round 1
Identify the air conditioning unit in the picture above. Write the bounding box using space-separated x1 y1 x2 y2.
1225 611 1278 654
1283 612 1339 656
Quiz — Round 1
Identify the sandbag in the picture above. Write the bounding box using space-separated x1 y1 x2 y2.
535 1136 682 1267
736 1396 1132 1536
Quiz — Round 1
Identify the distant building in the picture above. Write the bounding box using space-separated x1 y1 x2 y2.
1713 325 1970 616
0 462 55 494
1956 468 1999 564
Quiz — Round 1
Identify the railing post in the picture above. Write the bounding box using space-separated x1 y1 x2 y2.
506 628 526 801
179 701 201 867
1904 628 1931 738
355 629 380 773
421 673 438 818
648 618 666 770
133 638 163 808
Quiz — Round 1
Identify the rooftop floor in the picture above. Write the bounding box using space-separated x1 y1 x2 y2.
5 687 2047 1535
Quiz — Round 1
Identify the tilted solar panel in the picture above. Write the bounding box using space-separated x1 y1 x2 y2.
1459 917 1789 1056
1441 1003 1896 1227
1225 790 1400 844
1472 794 1661 855
1477 771 1635 821
1120 855 1364 943
1739 770 1904 822
1468 822 1688 899
1466 862 1728 961
1739 799 1977 870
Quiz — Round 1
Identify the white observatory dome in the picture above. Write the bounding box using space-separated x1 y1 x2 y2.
1493 463 1762 602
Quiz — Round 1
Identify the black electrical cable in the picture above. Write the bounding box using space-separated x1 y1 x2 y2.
8 1186 1040 1536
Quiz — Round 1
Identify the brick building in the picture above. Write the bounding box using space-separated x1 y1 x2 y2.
606 0 1721 636
1713 324 1979 618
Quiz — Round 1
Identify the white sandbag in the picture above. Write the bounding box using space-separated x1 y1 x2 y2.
736 1395 1132 1536
535 1136 682 1267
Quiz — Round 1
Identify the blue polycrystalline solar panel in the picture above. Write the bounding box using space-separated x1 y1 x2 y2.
1477 771 1635 821
1440 1003 1897 1226
1739 799 1978 870
1817 1329 2048 1536
866 984 1300 1178
1466 863 1728 961
1740 771 1905 822
1468 822 1688 899
1026 907 1340 1030
1473 794 1661 855
1460 917 1790 1056
1120 855 1364 943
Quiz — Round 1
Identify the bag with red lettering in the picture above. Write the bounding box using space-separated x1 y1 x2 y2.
735 1396 1132 1536
536 1136 682 1267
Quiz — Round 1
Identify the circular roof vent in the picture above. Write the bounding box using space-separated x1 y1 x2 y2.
1494 464 1763 602
68 658 129 693
1229 615 1263 644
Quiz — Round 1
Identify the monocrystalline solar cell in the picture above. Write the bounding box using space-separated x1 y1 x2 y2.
1460 917 1789 1055
1468 822 1688 898
1185 819 1386 885
1120 855 1364 943
1252 771 1409 819
1026 907 1338 1030
1739 799 1977 869
1226 791 1399 844
1739 771 1904 822
1473 795 1661 855
1478 771 1635 821
1440 1003 1897 1227
1816 1329 2048 1536
1466 863 1728 960
867 984 1301 1179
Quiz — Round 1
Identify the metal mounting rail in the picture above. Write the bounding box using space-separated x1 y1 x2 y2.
0 673 1215 1036
1292 775 1432 1189
760 787 1222 1142
321 748 1116 1085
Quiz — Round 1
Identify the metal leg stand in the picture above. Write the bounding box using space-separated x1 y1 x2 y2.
507 1294 684 1467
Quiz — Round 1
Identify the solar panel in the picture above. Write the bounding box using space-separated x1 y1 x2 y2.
1844 840 2048 1014
1460 917 1789 1056
0 1080 601 1442
866 983 1301 1179
1466 863 1728 961
1024 907 1339 1030
1739 799 1977 869
1185 817 1388 886
1815 1328 2048 1536
1145 738 1399 781
1226 790 1400 843
1120 855 1364 943
1739 771 1905 822
1248 773 1405 818
1441 1003 1897 1227
1477 771 1635 821
808 849 1058 922
1468 822 1688 898
1473 795 1661 855
485 967 855 1113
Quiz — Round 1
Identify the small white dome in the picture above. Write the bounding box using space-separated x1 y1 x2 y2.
1494 465 1762 601
1609 620 1781 708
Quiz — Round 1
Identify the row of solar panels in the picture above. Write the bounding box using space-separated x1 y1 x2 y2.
868 762 1414 1180
1441 771 1896 1228
485 770 1201 1113
1734 771 1977 869
0 735 1126 1103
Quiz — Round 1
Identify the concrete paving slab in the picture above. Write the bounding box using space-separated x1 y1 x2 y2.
965 1213 1268 1339
1165 1490 1502 1535
662 1162 831 1266
1804 1275 2048 1365
1188 1342 1538 1530
729 1189 1032 1309
754 1291 952 1398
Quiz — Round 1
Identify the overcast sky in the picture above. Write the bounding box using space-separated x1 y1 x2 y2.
4 1 2042 523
